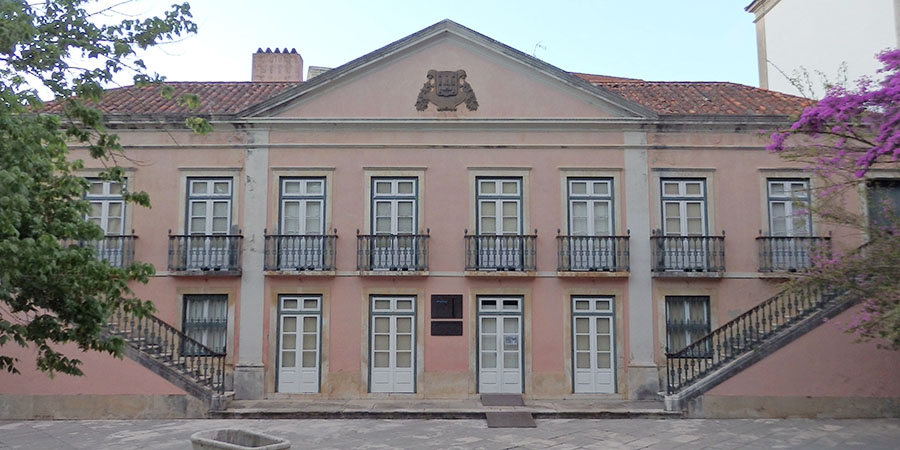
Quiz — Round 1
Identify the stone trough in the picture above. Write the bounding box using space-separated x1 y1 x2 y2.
190 429 290 450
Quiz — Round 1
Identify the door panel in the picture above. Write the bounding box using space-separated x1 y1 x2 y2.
573 298 615 393
277 296 321 393
478 298 522 394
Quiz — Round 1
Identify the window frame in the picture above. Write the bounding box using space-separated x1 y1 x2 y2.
85 178 127 235
370 177 418 236
660 178 708 237
476 177 523 236
279 177 326 236
567 177 614 237
185 177 234 236
664 295 711 354
766 178 812 236
182 293 228 355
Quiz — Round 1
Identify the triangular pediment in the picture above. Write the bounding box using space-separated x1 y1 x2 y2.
239 20 656 120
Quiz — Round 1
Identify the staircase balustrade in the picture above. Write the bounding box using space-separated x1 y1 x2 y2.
666 286 839 394
106 307 226 396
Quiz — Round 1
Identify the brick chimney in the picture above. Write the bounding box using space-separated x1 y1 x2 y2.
252 48 303 82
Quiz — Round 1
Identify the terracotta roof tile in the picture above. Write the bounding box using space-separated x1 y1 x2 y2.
42 81 298 116
573 75 813 115
42 74 812 117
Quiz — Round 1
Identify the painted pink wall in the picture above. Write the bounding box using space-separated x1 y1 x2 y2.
276 39 626 118
709 304 900 397
0 343 185 395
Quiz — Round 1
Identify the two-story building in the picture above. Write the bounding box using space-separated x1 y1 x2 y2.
2 20 898 419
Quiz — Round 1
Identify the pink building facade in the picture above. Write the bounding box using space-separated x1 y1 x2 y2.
2 21 899 419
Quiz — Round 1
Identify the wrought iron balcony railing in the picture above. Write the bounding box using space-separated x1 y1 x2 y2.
264 231 337 271
168 233 243 272
465 231 537 271
651 231 725 273
757 235 831 272
80 234 137 267
106 307 225 396
357 231 429 271
666 286 839 394
557 232 630 272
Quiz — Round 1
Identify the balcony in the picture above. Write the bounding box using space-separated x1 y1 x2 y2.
465 231 537 272
168 233 243 274
651 231 725 274
357 232 429 272
757 235 830 272
264 232 337 272
80 234 137 267
557 233 630 273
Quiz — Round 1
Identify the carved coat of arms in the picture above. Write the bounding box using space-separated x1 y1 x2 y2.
415 69 479 112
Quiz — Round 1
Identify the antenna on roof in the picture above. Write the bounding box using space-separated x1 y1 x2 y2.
532 41 546 57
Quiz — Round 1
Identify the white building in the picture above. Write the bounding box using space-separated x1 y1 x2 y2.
747 0 900 97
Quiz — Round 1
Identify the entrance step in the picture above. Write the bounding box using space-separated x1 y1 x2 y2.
211 399 680 420
480 394 524 406
485 411 536 428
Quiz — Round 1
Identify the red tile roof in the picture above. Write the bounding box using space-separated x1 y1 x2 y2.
42 81 297 115
42 74 811 117
575 75 812 115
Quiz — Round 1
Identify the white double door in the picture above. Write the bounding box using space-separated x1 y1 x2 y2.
370 297 416 393
277 296 321 393
478 297 523 393
572 297 615 393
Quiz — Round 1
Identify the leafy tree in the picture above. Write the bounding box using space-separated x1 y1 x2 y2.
0 0 200 376
768 49 900 349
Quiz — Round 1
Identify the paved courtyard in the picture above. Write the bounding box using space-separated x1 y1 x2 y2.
1 418 898 449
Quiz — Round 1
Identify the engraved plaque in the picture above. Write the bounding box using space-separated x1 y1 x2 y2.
432 294 463 319
431 321 463 336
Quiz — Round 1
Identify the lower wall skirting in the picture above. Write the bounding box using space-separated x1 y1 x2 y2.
0 394 209 420
688 395 900 419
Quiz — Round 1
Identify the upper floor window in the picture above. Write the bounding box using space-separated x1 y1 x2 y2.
281 178 325 235
477 178 522 236
661 179 706 237
372 178 417 235
187 178 232 236
568 178 613 236
86 179 125 235
767 179 810 236
868 179 900 230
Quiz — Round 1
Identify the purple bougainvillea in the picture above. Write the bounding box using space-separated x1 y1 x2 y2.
769 49 900 178
769 49 900 350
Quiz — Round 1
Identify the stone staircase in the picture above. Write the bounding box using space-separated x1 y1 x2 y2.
105 308 229 410
664 286 857 411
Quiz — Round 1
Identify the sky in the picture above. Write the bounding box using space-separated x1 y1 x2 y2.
109 0 761 87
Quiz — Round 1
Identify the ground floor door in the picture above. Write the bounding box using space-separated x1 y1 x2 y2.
478 297 523 393
370 296 416 393
277 295 321 393
572 297 615 393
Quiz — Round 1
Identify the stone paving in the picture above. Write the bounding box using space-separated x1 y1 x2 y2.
1 418 899 449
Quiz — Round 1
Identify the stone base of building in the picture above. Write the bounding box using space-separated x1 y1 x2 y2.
0 394 208 420
686 395 900 418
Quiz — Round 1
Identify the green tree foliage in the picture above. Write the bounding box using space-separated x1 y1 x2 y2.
769 49 900 349
0 0 200 376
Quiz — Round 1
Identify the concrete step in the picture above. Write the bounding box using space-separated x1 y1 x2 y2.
210 399 680 420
